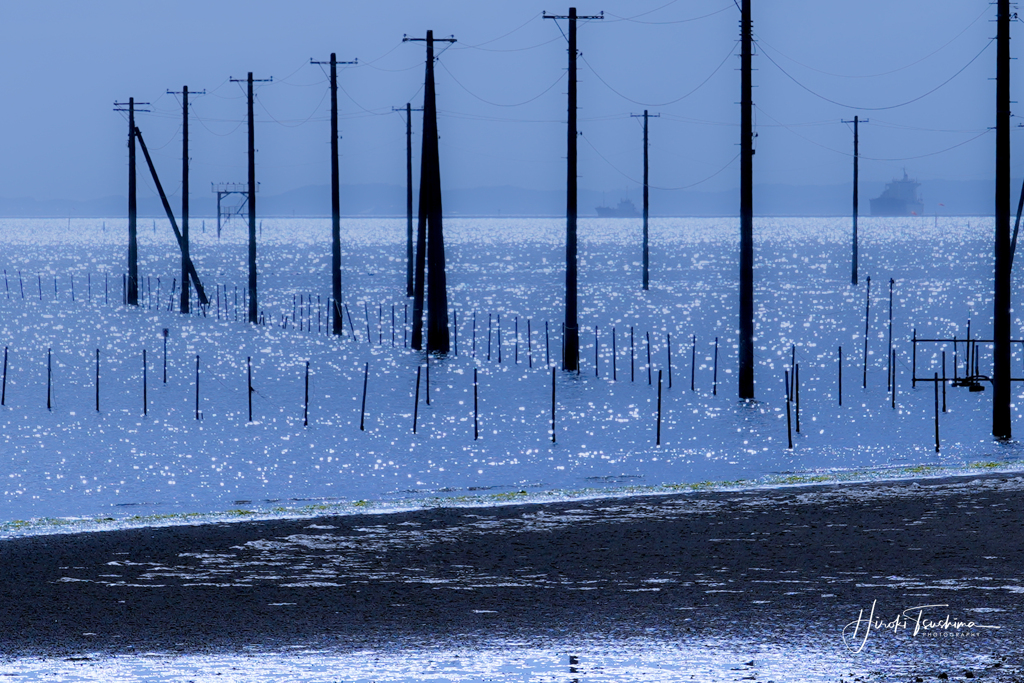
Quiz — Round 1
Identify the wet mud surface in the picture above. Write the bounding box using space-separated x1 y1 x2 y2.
2 474 1023 679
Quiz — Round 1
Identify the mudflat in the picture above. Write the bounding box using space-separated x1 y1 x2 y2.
1 474 1022 678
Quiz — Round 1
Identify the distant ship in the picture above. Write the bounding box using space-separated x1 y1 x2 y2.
870 171 924 217
595 198 640 218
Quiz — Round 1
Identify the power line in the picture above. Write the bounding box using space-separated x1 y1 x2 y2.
580 41 735 106
756 37 994 111
752 4 989 80
605 2 733 25
580 132 738 191
438 61 566 107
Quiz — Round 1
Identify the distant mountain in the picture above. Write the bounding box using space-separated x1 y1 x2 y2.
0 179 1011 218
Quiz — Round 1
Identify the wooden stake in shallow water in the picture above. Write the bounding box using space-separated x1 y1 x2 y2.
247 356 253 422
142 349 147 416
413 365 421 434
528 319 533 368
837 346 843 406
473 368 479 440
934 371 940 452
195 355 201 420
94 349 98 412
646 331 652 385
794 362 800 433
784 369 793 449
612 327 617 380
863 275 871 388
713 337 719 396
550 366 556 443
303 361 310 427
667 333 672 389
656 369 663 446
359 362 369 431
46 348 51 411
1 347 7 407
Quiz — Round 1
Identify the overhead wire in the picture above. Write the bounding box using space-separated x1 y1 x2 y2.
580 41 736 107
756 37 994 111
606 2 733 25
438 61 566 107
580 132 738 190
753 4 989 80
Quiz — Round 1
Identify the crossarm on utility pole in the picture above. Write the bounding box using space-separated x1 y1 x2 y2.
134 126 209 306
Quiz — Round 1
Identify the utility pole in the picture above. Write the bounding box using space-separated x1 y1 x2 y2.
994 0 1011 438
631 110 658 290
842 116 867 285
738 0 755 400
312 54 356 336
545 7 603 372
167 86 205 314
231 73 272 324
394 103 423 298
404 31 455 353
114 98 150 307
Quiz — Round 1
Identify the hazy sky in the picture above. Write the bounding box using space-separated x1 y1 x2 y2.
0 0 1013 203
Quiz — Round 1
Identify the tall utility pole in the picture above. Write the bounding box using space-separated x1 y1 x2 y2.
738 0 755 400
168 86 205 314
114 98 150 307
994 0 1012 439
231 73 272 324
394 103 423 297
404 31 455 353
631 110 658 290
544 7 603 371
842 116 867 285
312 54 356 336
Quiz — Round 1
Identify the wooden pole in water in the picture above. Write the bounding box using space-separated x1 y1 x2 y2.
785 369 793 449
646 331 652 385
545 321 550 367
934 371 940 451
630 326 635 381
612 327 617 380
656 369 663 445
887 278 894 391
594 325 598 377
691 334 696 392
667 333 672 389
425 354 430 405
195 355 200 420
891 348 897 409
247 356 253 422
1 346 7 406
163 329 168 383
304 361 310 426
94 349 99 412
528 319 533 368
942 350 947 413
550 366 556 443
47 348 51 411
360 361 369 431
413 365 421 433
837 346 842 406
473 367 479 440
863 276 871 388
497 315 502 363
713 336 719 396
143 349 147 416
794 362 800 433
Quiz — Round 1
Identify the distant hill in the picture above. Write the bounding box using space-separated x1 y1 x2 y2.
0 179 1010 218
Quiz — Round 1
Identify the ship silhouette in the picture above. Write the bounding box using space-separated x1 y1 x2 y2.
870 171 924 217
595 198 640 218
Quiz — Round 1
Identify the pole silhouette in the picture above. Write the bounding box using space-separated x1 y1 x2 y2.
545 7 602 372
842 116 867 285
405 30 455 353
231 73 272 324
632 110 659 290
165 86 200 313
114 98 149 307
994 0 1011 438
313 54 356 335
393 103 423 298
738 0 754 399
